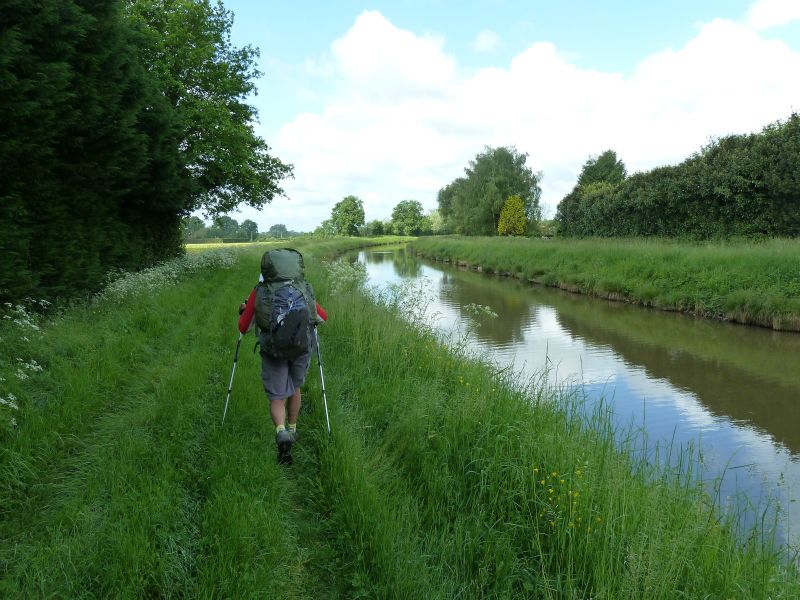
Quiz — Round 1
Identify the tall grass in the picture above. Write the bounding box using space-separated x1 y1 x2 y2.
1 237 797 597
411 236 800 331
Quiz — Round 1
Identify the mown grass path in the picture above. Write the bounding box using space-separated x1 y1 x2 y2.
2 240 798 598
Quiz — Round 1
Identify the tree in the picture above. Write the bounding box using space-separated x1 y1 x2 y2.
556 150 626 236
497 195 527 236
314 219 336 237
390 200 425 236
213 215 240 237
330 195 365 236
268 223 288 238
0 0 189 302
124 0 293 215
364 220 385 236
576 150 627 188
240 219 258 240
437 146 542 235
426 209 445 234
182 216 207 239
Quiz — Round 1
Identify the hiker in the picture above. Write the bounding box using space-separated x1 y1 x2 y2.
238 248 327 464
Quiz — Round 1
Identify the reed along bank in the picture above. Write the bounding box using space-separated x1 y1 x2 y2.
411 236 800 331
1 238 797 598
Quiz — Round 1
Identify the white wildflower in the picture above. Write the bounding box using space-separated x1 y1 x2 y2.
464 303 499 319
0 395 19 411
96 248 239 302
326 260 367 295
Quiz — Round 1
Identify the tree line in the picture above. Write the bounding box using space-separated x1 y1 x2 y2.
315 196 445 237
182 216 302 241
556 114 800 238
320 144 545 239
0 0 291 303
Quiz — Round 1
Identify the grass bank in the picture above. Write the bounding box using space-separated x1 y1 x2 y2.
411 236 800 331
1 237 797 597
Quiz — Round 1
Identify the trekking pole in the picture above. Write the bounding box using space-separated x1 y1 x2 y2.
222 332 243 425
313 326 331 434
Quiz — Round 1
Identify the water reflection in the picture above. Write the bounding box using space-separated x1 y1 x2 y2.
440 271 538 346
355 245 800 550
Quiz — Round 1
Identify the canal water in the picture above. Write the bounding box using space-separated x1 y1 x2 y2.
352 245 800 552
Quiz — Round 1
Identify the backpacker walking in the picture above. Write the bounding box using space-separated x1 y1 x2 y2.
238 248 327 464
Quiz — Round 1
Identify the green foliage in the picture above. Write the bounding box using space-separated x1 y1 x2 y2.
438 146 542 235
390 199 425 236
0 0 189 303
240 219 258 240
330 195 366 236
497 195 527 236
267 223 288 238
182 216 206 240
182 215 261 241
577 150 627 188
557 116 800 238
364 220 385 236
124 0 293 215
426 209 446 234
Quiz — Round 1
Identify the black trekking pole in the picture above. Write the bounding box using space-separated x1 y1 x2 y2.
222 332 243 425
313 326 331 434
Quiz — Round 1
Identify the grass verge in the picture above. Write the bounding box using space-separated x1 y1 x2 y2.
410 236 800 331
0 237 797 598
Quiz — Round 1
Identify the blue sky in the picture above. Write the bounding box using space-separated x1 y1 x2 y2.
220 0 800 232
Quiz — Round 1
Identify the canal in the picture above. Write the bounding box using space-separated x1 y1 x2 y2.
352 244 800 552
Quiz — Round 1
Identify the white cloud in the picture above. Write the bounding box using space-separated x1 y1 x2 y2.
744 0 800 30
473 29 501 54
268 9 800 232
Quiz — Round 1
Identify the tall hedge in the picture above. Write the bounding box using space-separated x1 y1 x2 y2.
556 114 800 238
0 0 189 303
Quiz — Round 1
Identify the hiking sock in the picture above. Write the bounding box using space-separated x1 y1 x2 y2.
276 424 286 434
287 423 297 433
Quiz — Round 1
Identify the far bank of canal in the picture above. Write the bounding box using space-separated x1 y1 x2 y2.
351 245 800 552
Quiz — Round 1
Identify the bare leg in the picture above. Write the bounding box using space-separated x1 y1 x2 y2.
287 389 302 426
270 398 286 429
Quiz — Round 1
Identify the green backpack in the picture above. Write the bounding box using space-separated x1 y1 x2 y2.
255 249 316 360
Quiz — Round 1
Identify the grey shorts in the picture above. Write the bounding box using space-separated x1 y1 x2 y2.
260 352 311 401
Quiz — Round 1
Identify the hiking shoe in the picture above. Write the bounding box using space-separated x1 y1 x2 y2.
276 429 293 465
287 428 299 443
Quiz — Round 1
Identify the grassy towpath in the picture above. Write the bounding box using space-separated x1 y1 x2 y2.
1 238 798 598
0 239 388 597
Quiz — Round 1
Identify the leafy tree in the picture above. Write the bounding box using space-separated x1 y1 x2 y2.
268 223 288 238
314 219 336 237
330 195 365 236
124 0 293 215
0 0 188 302
497 195 527 236
364 220 385 236
437 146 542 235
426 209 445 234
576 150 627 188
182 216 207 239
556 150 626 236
390 200 425 236
240 219 258 240
210 215 240 238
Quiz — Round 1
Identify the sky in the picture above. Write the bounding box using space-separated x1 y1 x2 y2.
220 0 800 233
